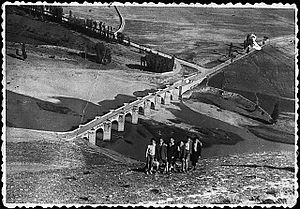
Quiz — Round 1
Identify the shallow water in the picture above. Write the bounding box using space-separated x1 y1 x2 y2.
97 99 295 162
181 66 295 159
180 100 295 159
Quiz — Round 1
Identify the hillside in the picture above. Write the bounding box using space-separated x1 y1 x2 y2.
5 6 191 132
6 131 296 205
208 42 295 99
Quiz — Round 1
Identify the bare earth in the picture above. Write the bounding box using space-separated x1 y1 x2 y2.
5 134 296 205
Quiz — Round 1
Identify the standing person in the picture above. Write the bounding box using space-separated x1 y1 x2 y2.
183 137 193 172
161 141 168 173
156 138 163 171
145 138 156 174
177 141 185 172
191 137 203 170
167 138 177 172
157 138 168 173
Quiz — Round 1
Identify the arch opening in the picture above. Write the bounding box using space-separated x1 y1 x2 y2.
111 120 123 140
111 120 119 131
138 106 144 115
125 113 132 123
161 97 165 105
96 128 104 146
150 102 155 110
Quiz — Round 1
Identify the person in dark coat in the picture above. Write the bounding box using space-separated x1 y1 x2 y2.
177 140 185 172
167 138 177 172
191 137 203 170
156 138 168 173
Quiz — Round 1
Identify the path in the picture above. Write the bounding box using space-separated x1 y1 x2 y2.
113 6 125 36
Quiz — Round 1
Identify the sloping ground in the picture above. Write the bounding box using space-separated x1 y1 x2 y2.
63 6 120 29
6 128 138 175
208 43 295 99
5 8 169 132
5 7 141 67
203 40 296 144
5 148 296 205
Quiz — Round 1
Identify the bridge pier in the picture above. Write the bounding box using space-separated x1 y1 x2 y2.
132 106 139 124
144 100 151 115
103 121 112 141
172 87 180 101
178 85 183 100
164 91 171 105
118 113 125 131
88 128 96 145
155 95 161 109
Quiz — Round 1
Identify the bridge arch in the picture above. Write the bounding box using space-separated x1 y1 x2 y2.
125 112 133 123
111 120 119 131
138 106 144 115
150 101 155 110
95 127 104 145
161 97 165 105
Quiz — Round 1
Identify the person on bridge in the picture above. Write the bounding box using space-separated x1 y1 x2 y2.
167 138 177 172
191 137 203 170
145 138 156 174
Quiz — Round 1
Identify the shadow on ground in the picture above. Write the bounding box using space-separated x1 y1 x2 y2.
166 102 244 146
220 164 295 173
6 90 137 132
7 53 25 61
126 64 148 71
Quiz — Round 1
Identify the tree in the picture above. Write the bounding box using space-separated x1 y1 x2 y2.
95 42 112 65
95 42 106 64
271 102 280 123
104 48 112 64
84 44 88 60
21 43 27 60
144 53 175 73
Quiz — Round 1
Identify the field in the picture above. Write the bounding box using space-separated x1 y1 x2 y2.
63 6 295 65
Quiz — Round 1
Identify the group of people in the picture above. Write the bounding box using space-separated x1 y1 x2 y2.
145 136 203 174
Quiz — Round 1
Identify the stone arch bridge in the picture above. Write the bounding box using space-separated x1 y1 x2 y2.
59 40 264 145
59 76 203 144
